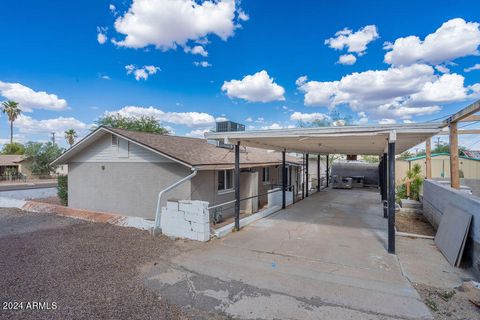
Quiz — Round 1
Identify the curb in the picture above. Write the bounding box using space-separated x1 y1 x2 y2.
6 199 154 231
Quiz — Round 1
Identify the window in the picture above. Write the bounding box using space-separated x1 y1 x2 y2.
262 167 270 183
218 169 234 192
111 134 118 146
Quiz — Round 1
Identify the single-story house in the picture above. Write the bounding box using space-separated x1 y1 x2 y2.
396 152 480 181
0 154 33 179
52 126 302 220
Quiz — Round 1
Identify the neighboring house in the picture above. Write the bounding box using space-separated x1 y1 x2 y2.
0 155 33 179
396 152 480 181
52 126 302 220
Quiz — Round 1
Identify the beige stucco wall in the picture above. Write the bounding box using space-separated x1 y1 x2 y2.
397 156 480 181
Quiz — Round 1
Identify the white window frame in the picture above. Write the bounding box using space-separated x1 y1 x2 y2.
218 169 234 194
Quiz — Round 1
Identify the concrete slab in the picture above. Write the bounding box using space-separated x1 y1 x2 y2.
146 188 433 319
396 237 474 288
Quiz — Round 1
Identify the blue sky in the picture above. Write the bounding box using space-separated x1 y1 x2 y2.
1 0 480 149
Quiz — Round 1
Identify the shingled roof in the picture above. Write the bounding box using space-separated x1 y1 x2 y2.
0 155 25 166
53 126 301 169
108 127 299 168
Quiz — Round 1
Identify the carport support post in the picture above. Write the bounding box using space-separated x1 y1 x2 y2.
317 154 321 192
305 153 309 197
282 149 286 209
382 153 388 218
387 132 396 254
302 154 305 199
326 155 329 188
234 141 240 231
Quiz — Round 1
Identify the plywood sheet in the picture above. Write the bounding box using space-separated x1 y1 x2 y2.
434 205 472 267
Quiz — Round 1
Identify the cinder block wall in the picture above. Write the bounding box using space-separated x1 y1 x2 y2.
423 180 480 272
331 162 379 186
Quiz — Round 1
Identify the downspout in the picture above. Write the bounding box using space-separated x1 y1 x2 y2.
153 167 197 233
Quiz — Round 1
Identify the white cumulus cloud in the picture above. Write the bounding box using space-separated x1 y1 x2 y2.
338 54 357 65
185 45 208 57
107 106 217 127
0 81 67 112
296 64 479 120
290 112 329 123
325 25 379 54
125 64 160 80
378 118 396 125
464 63 480 72
16 115 88 136
193 61 212 68
384 18 480 66
97 27 108 44
222 70 285 102
112 0 246 53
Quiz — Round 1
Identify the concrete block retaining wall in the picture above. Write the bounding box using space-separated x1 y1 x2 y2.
423 180 480 272
161 200 210 242
267 188 293 207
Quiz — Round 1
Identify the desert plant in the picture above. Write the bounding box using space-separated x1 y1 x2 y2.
57 175 68 206
64 129 77 146
396 163 423 201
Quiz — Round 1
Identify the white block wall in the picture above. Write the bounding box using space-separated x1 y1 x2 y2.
267 188 293 207
161 200 210 242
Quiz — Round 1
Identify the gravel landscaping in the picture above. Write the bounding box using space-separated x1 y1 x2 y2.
0 208 225 320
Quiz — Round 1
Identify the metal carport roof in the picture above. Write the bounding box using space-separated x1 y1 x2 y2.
204 122 445 155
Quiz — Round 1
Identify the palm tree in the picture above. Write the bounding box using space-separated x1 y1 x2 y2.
64 129 77 147
1 100 22 144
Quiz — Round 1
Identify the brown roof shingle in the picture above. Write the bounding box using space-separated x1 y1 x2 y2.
0 155 24 166
108 127 299 167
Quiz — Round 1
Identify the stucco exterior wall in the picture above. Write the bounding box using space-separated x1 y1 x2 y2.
69 162 191 219
67 133 192 219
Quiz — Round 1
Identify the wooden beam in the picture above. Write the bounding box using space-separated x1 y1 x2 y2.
438 129 480 135
444 100 480 124
425 138 432 179
449 122 460 189
460 114 480 122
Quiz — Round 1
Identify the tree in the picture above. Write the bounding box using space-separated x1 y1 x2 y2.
64 129 78 146
24 141 64 177
1 100 22 144
297 110 353 128
360 155 379 163
397 151 414 160
1 142 25 155
95 113 169 134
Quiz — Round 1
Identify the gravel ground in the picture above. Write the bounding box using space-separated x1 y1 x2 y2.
0 208 226 320
396 211 436 236
414 283 480 320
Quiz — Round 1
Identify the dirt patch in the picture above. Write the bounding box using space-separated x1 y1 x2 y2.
31 196 63 206
0 208 224 319
396 211 436 236
414 283 480 320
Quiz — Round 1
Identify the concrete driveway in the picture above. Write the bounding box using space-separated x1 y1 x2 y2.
145 188 432 319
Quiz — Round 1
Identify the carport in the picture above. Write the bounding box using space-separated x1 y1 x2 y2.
205 123 444 254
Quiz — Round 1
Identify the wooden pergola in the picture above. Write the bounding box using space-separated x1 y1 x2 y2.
424 100 480 189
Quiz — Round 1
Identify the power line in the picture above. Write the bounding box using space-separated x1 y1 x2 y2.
466 138 480 149
460 120 479 129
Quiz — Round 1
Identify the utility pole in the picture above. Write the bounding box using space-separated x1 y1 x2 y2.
436 137 441 149
51 132 56 145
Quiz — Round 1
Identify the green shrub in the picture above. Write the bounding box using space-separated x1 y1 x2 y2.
57 175 68 206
